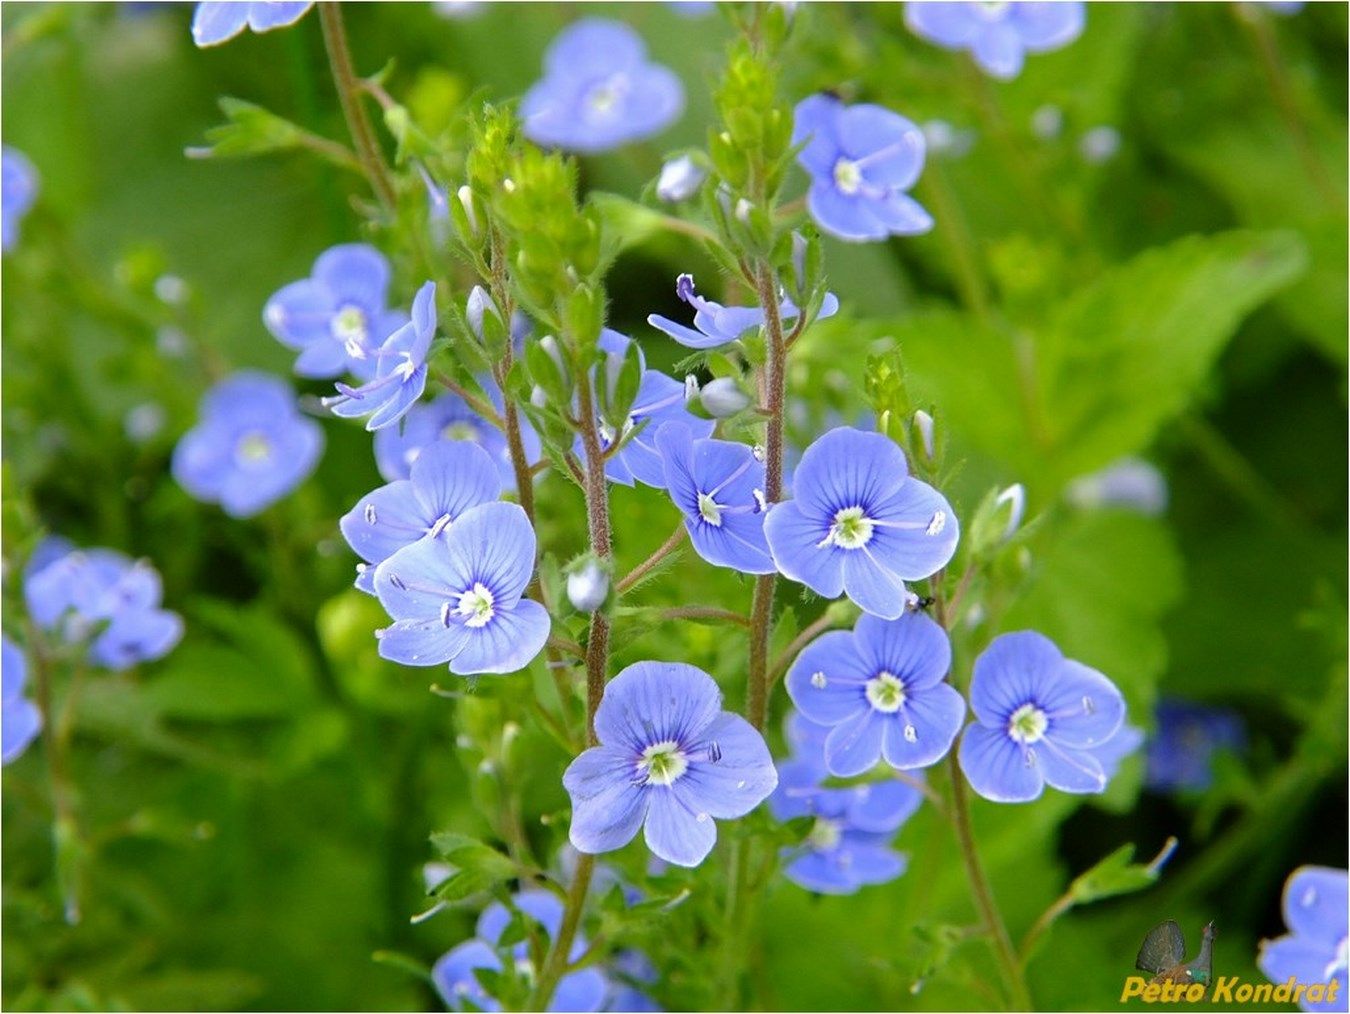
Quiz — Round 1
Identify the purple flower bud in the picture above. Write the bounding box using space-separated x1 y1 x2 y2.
656 154 706 202
699 377 751 418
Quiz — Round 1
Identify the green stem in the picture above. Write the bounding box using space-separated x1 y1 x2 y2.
615 524 687 595
28 624 82 924
318 2 397 213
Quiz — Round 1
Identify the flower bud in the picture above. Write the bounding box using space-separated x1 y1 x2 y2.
1079 125 1121 165
567 559 609 613
1031 104 1063 141
656 155 706 203
683 374 700 404
912 410 935 462
993 483 1026 543
466 285 496 340
456 185 478 234
699 377 751 418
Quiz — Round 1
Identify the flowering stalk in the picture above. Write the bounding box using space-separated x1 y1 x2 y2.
317 2 396 213
932 575 1032 1011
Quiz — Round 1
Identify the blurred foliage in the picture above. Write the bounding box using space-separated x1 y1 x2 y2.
2 2 1346 1011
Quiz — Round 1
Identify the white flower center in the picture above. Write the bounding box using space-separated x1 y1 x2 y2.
586 74 629 117
638 740 689 786
456 582 495 628
1008 703 1049 744
975 1 1010 18
698 492 723 527
332 304 369 358
235 431 273 466
865 670 907 713
442 421 480 442
825 506 874 550
833 157 863 196
807 817 843 851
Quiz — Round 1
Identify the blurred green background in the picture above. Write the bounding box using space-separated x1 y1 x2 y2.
2 2 1346 1010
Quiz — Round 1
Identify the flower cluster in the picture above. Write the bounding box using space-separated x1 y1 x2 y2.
24 538 183 671
564 662 777 867
173 372 324 518
648 273 840 350
769 714 922 894
521 19 683 154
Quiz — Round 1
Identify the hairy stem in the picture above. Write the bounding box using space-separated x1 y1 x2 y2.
28 625 82 923
933 576 1032 1010
615 523 687 595
532 359 612 1009
318 2 397 213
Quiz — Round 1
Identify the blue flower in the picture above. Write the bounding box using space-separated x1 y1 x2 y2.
325 281 437 431
432 890 608 1013
23 541 183 671
604 950 661 1012
564 661 777 867
586 331 713 488
340 441 501 594
191 1 313 46
522 19 684 154
1258 867 1348 1013
958 631 1125 803
769 738 921 895
1066 457 1168 516
763 427 959 619
373 391 539 492
1144 698 1245 793
792 94 933 243
655 423 774 575
263 244 408 380
1091 723 1144 781
2 636 42 765
647 274 840 351
372 502 549 676
173 371 324 518
2 147 38 253
786 612 965 777
904 2 1085 80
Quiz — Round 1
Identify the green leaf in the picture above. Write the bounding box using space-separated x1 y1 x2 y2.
428 831 517 896
589 192 668 254
1067 840 1174 906
188 98 358 173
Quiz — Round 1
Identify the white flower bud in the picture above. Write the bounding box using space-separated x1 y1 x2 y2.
1079 125 1121 165
656 155 706 203
912 410 935 462
699 377 751 418
466 285 496 341
567 560 609 613
456 185 478 234
734 198 754 223
1031 104 1063 141
683 374 700 403
994 483 1026 543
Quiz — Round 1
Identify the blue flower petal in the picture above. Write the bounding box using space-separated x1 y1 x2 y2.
192 2 251 46
339 479 427 566
644 788 716 867
679 712 778 819
880 682 966 770
564 747 650 855
1040 659 1124 749
410 440 502 522
785 630 870 726
958 723 1044 803
1034 739 1107 795
245 1 313 33
1 696 42 765
824 708 886 778
763 499 846 601
377 619 468 667
432 939 503 1013
312 242 390 311
450 599 550 676
594 661 722 753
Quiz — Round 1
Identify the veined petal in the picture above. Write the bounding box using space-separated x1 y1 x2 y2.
958 724 1044 803
376 619 468 667
568 775 649 856
824 708 885 778
593 661 722 753
855 611 952 689
1035 738 1108 795
192 2 250 46
409 440 502 522
312 243 390 310
968 630 1064 726
785 630 870 726
1040 659 1124 749
880 683 965 770
449 599 550 676
441 501 537 606
679 712 777 819
339 480 428 565
644 788 716 867
763 500 846 600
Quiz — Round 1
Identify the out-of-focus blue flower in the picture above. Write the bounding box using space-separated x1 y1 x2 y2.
325 281 436 431
372 502 549 676
566 559 610 613
764 427 958 619
656 155 706 202
584 331 712 488
340 441 501 594
1079 125 1122 164
2 147 38 253
769 741 920 894
564 661 777 867
1258 867 1348 1013
668 1 715 17
1144 699 1245 793
432 890 608 1013
191 1 313 46
522 19 684 154
958 631 1125 803
787 612 965 777
23 541 183 672
1066 457 1168 516
647 273 840 350
263 244 408 380
373 391 538 492
656 423 774 575
173 372 324 518
792 94 932 243
2 636 42 765
604 951 662 1012
904 2 1085 80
